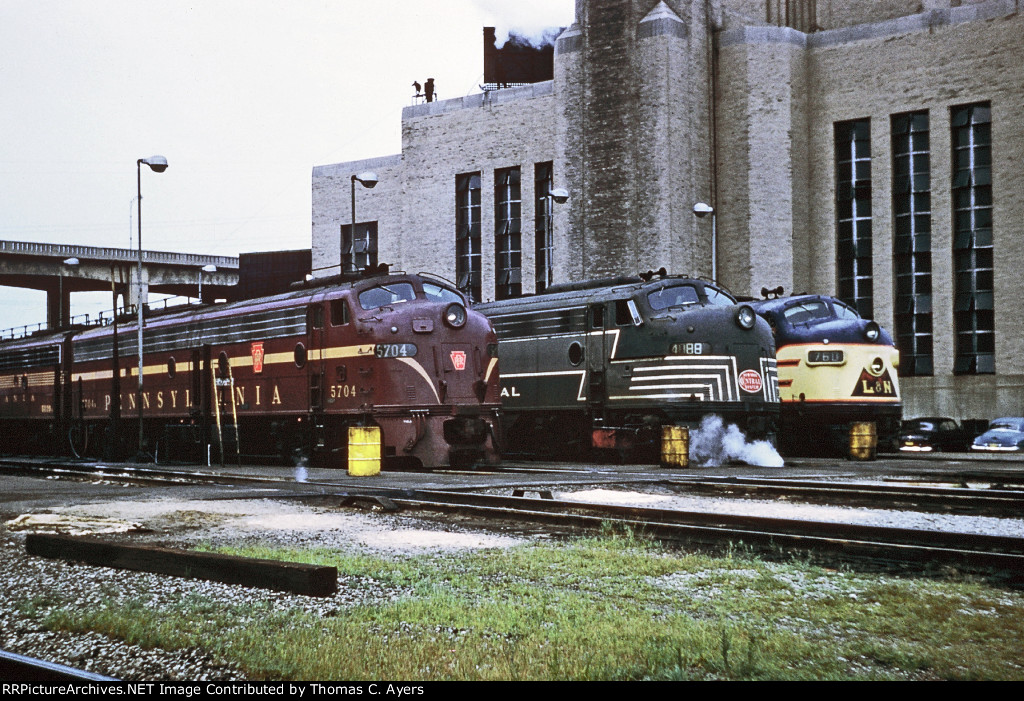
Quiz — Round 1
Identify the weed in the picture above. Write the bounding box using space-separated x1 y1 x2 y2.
24 535 1024 680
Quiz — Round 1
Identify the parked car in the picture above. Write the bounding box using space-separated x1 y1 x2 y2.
898 417 970 452
970 417 1024 453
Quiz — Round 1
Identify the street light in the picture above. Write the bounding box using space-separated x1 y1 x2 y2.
136 155 168 460
693 202 716 280
198 264 217 303
349 171 378 272
538 188 569 291
58 257 80 328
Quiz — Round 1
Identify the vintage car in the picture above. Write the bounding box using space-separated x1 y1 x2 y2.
970 418 1024 453
898 417 969 452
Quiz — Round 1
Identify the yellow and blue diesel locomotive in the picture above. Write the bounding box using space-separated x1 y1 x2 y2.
0 269 501 469
475 273 779 461
748 294 901 455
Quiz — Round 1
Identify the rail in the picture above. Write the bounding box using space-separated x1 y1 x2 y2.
0 648 118 681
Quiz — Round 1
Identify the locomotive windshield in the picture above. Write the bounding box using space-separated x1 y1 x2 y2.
423 282 464 304
782 300 835 325
833 301 861 320
703 286 737 306
359 283 416 310
647 284 699 310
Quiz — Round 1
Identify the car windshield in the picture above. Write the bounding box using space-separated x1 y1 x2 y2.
358 282 416 310
905 420 937 432
648 285 699 310
990 419 1024 432
782 300 834 325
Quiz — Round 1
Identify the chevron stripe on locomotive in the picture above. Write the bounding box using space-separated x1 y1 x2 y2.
475 272 779 460
0 271 501 469
748 293 902 456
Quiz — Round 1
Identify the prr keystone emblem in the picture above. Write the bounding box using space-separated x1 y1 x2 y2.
450 350 467 371
251 342 265 374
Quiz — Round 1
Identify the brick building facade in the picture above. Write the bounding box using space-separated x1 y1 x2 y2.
312 0 1024 421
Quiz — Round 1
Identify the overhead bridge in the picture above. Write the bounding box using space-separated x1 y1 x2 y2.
0 240 238 332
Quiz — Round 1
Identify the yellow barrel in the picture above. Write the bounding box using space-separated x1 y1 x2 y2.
661 425 689 469
348 426 382 476
849 421 877 461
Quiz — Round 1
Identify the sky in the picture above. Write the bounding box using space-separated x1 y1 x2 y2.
0 0 575 331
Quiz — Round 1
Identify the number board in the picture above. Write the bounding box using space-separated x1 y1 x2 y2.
807 350 844 364
374 343 417 358
669 342 710 355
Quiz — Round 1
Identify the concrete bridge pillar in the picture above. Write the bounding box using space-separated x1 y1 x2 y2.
126 266 150 310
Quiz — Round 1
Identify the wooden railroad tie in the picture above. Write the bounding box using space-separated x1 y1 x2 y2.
25 533 337 597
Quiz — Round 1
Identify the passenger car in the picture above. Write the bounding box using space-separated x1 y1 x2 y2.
898 417 969 452
970 418 1024 453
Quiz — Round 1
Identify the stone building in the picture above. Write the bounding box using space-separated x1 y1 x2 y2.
312 0 1024 421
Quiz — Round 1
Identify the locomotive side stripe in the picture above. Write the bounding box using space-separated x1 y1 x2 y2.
394 357 441 403
71 344 377 382
629 379 722 392
502 370 588 401
484 357 498 384
587 329 621 359
631 359 737 402
609 390 711 401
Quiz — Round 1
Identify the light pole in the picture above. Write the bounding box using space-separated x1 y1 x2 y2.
136 155 168 460
349 171 378 272
693 202 716 281
540 188 569 291
58 257 80 328
198 264 217 303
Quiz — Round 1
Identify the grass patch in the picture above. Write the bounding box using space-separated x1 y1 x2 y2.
32 532 1024 680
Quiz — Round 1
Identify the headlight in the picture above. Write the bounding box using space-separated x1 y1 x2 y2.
736 305 756 330
864 321 880 342
444 303 467 328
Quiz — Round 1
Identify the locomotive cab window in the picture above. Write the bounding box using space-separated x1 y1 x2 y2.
703 286 736 307
330 299 350 326
783 301 834 325
833 301 861 320
359 283 416 310
615 299 643 326
647 285 699 311
423 282 463 305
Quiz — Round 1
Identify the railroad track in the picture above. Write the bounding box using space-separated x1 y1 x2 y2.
7 456 1024 579
0 648 117 682
376 489 1024 580
660 476 1024 517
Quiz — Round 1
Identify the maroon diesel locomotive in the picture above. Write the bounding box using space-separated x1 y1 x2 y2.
0 270 501 469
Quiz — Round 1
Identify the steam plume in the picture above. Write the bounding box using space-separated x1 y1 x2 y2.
689 415 784 467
